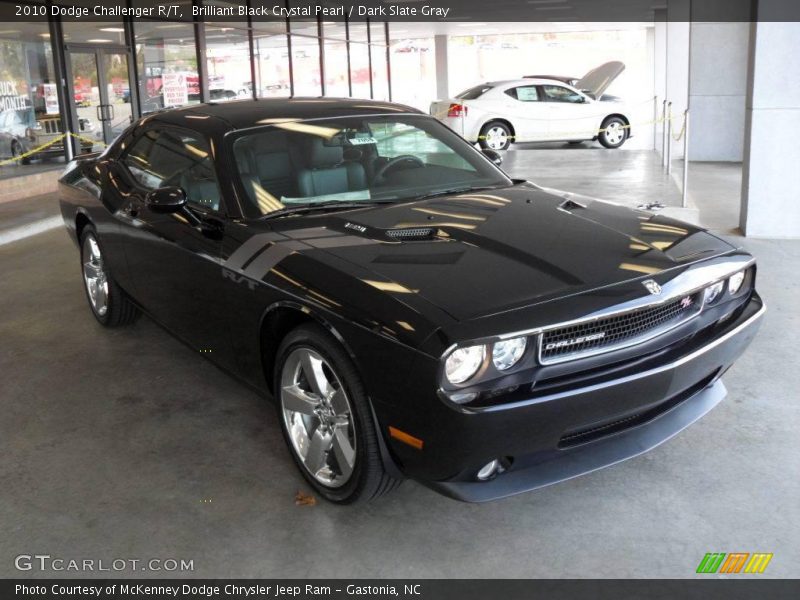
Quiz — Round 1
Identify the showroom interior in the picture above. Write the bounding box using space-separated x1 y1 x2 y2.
1 0 799 580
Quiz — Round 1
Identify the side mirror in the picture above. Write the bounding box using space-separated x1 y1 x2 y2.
145 186 186 213
482 148 503 166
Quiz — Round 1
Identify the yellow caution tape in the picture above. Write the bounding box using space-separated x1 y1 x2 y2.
0 131 106 167
0 133 67 167
670 115 687 142
69 131 107 148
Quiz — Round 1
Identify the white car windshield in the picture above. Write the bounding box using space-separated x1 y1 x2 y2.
231 115 511 218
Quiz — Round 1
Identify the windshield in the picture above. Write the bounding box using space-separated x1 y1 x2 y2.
230 114 510 218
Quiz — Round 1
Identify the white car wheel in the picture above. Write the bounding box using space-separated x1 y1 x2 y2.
598 117 628 149
479 122 512 151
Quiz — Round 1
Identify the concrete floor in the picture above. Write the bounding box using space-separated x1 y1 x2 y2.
1 151 798 579
505 145 684 207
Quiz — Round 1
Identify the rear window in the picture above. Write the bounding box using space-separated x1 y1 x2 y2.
456 84 494 100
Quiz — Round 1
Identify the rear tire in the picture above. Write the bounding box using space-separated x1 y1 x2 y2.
479 121 512 151
274 323 400 504
598 116 628 149
79 225 140 327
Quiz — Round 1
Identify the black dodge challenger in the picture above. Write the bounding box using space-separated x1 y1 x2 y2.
59 98 764 503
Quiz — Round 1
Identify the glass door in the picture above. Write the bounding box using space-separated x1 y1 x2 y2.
68 48 133 149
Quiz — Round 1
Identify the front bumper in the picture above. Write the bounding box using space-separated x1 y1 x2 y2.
384 292 764 502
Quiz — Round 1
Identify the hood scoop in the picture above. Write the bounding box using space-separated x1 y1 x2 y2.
558 198 587 212
386 227 436 241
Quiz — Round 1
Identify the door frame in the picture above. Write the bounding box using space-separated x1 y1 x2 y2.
63 43 137 151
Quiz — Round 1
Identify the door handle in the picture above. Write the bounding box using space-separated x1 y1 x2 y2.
96 105 103 121
107 104 115 121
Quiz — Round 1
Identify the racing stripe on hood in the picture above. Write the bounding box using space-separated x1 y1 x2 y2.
223 226 381 282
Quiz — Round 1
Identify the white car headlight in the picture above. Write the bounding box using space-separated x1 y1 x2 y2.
728 271 746 294
445 345 486 384
704 281 725 304
492 337 527 371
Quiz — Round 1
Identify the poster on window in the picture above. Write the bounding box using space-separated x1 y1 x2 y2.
43 83 59 114
162 72 188 107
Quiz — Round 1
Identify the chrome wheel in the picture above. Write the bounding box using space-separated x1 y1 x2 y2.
485 126 509 150
604 121 625 145
82 234 109 317
280 347 357 488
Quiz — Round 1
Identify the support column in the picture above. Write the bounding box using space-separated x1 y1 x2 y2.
665 0 690 159
434 34 449 100
653 9 667 157
740 19 800 237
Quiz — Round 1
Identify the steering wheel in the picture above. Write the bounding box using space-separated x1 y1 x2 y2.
373 155 425 184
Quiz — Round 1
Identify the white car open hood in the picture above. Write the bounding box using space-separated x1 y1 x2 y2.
575 61 625 99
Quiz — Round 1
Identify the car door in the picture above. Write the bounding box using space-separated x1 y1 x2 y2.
541 84 599 141
498 85 549 142
112 126 235 362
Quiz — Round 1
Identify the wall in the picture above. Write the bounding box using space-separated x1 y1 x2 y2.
740 20 800 237
688 23 749 161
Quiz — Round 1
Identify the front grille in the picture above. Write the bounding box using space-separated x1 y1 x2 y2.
42 118 62 134
539 293 701 364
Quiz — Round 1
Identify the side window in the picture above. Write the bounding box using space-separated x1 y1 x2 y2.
121 128 222 212
505 86 540 102
542 85 584 103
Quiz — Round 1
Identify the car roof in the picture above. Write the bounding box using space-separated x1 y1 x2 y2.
146 97 425 130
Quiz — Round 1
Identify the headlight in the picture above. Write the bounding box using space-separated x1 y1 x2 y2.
445 345 486 384
704 281 725 304
728 271 746 294
492 337 527 371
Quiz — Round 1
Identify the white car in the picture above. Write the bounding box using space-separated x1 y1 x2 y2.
431 61 631 150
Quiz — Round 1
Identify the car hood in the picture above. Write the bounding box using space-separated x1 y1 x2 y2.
575 61 625 100
289 184 734 322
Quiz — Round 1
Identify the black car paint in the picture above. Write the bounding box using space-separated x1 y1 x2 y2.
59 98 763 501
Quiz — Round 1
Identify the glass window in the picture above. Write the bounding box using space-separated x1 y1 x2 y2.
506 86 540 102
204 22 252 102
0 21 60 170
323 37 349 97
133 21 199 112
456 84 494 100
253 23 290 98
230 115 510 218
289 35 321 96
122 128 221 211
389 35 434 111
542 85 584 103
371 45 389 101
349 42 370 99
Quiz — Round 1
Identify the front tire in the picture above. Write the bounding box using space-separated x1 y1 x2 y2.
79 226 140 327
479 121 512 151
274 323 400 504
598 116 628 149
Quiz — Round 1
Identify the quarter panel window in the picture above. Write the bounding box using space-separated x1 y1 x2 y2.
505 86 540 102
121 129 222 212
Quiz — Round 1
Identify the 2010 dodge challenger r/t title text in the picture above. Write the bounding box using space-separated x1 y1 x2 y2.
59 98 763 503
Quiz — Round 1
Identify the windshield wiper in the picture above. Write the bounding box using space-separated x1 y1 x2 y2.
409 184 503 202
260 200 391 220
